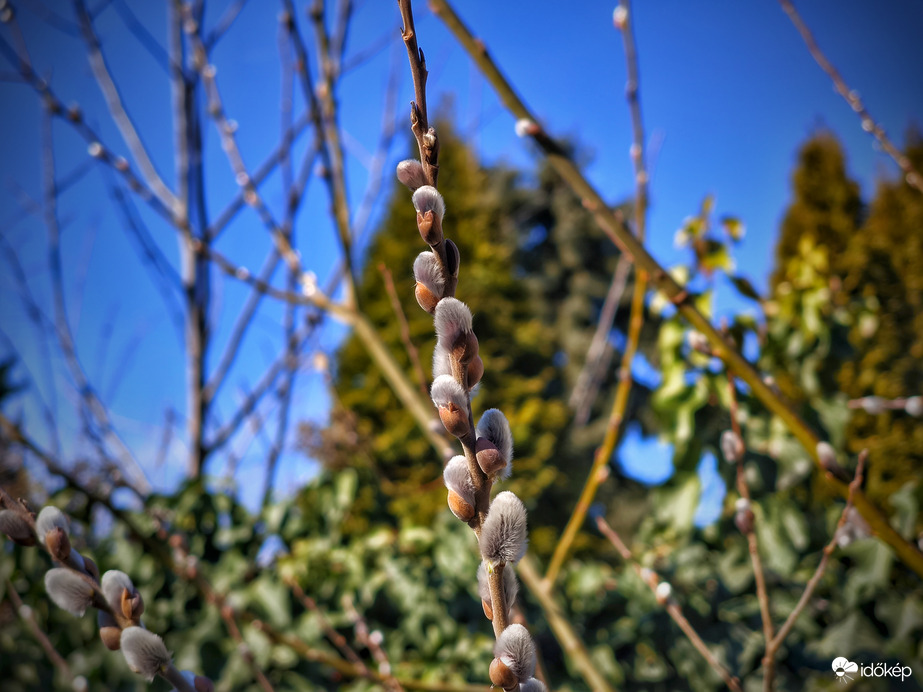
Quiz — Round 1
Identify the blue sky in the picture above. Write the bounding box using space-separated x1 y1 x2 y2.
0 1 921 519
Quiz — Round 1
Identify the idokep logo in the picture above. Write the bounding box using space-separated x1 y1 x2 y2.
832 657 913 684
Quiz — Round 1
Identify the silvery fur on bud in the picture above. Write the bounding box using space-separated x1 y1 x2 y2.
45 567 95 616
413 252 445 298
479 492 528 565
494 623 537 681
434 297 473 347
906 396 922 417
396 159 427 191
431 374 467 411
476 409 514 478
720 430 744 464
836 506 871 548
121 626 172 681
520 678 547 692
102 570 136 609
0 509 35 544
432 343 452 379
443 456 475 509
412 185 445 221
36 505 70 541
477 560 518 613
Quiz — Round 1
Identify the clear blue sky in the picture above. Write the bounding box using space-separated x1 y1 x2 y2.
0 1 920 516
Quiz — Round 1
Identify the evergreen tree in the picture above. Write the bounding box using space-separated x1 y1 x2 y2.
301 123 656 548
838 136 923 504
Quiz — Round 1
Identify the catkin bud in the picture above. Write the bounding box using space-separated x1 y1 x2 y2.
655 581 672 605
720 430 744 464
36 506 70 543
413 251 444 314
467 355 484 390
479 492 528 565
815 441 848 480
98 611 123 650
443 456 476 522
734 498 754 534
120 627 172 681
431 375 470 438
412 185 445 220
494 623 537 683
520 679 548 692
905 396 922 417
0 509 35 546
477 560 518 621
434 298 477 364
45 568 94 616
860 396 886 415
475 409 513 479
396 159 427 191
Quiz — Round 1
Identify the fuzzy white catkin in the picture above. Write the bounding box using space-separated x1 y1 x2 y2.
720 430 744 464
44 568 94 616
396 159 427 191
0 509 32 542
434 297 473 347
479 491 528 565
121 627 172 681
476 409 514 477
36 506 70 540
443 456 475 506
101 570 136 609
413 251 445 297
477 560 519 611
520 679 547 692
412 185 446 220
494 623 537 680
432 343 452 379
431 374 467 410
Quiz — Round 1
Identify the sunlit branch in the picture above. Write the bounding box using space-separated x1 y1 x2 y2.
595 516 743 692
74 0 179 214
778 0 923 195
428 0 923 579
545 0 650 589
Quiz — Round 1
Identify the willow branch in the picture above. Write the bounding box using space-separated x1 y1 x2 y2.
778 0 923 195
428 0 923 579
378 263 429 397
766 451 868 658
596 517 742 692
545 0 650 588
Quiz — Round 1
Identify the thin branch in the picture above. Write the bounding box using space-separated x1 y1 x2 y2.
204 0 250 50
595 517 743 692
727 375 775 692
74 0 179 214
570 254 631 424
545 0 650 588
766 450 868 656
345 595 404 692
378 263 429 397
778 0 923 195
40 108 150 495
428 0 923 579
309 0 358 303
6 579 74 681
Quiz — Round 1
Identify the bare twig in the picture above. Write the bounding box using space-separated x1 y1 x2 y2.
345 595 404 692
74 0 179 213
40 108 150 495
378 263 429 397
595 517 743 692
766 450 868 658
778 0 923 195
545 0 650 588
727 376 775 692
6 579 74 681
428 0 923 578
